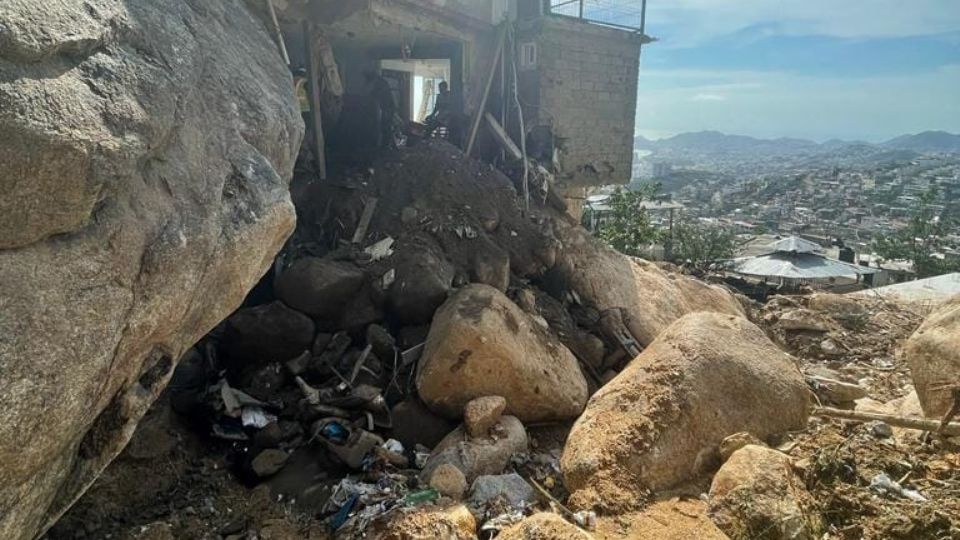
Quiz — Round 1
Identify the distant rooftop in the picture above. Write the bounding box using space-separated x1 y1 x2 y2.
768 236 822 254
850 272 960 306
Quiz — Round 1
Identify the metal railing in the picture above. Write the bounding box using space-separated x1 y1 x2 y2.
548 0 648 33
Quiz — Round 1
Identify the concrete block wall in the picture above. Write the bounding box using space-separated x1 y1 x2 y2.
531 17 641 187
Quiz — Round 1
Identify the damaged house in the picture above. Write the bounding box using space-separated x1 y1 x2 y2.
277 0 646 210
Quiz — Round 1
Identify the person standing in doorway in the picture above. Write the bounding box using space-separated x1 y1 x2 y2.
364 70 397 149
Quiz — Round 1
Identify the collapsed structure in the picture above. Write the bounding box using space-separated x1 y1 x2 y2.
2 1 959 540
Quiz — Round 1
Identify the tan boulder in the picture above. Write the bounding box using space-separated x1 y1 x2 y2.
549 224 744 346
416 284 588 422
429 464 468 500
777 308 831 332
718 432 763 463
562 313 809 513
373 503 477 540
464 396 507 439
708 445 822 540
904 295 960 418
496 513 592 540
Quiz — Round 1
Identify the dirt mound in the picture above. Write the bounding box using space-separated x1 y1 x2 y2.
754 293 924 403
562 312 809 513
496 512 592 540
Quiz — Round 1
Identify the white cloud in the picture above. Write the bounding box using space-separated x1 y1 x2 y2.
691 93 725 101
644 0 960 47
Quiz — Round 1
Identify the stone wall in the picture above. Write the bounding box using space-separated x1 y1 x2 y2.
523 17 641 187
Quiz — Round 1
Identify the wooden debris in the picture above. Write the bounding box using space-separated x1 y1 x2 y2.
465 25 508 157
812 406 960 436
302 20 327 180
483 112 522 161
351 197 378 245
264 0 289 64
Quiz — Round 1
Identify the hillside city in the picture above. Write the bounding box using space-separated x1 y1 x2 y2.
610 130 960 284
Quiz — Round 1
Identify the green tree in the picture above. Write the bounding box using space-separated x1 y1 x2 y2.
670 219 738 271
593 185 664 257
872 188 960 278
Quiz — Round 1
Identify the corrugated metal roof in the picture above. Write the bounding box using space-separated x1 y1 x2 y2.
767 236 822 254
730 252 879 280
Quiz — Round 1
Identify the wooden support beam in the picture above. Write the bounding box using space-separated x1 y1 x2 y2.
465 25 507 157
812 406 960 436
484 112 523 161
302 20 327 180
351 197 378 245
265 0 290 65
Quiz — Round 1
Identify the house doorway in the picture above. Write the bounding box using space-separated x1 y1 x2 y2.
379 59 452 123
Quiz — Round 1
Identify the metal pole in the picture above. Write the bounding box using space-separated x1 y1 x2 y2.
639 0 648 51
303 20 327 180
578 0 584 19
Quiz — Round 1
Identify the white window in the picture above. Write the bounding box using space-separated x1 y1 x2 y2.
520 42 538 69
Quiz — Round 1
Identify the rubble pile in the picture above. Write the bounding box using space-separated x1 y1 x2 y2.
47 142 959 539
754 293 925 403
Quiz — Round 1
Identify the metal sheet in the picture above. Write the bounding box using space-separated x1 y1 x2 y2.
730 252 879 280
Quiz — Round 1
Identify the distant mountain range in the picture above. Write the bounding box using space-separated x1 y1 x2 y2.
635 130 960 156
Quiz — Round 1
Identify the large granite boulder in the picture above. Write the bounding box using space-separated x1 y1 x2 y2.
904 295 960 418
562 313 810 513
0 1 302 538
416 284 589 422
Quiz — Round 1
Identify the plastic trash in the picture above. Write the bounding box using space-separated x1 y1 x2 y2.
320 422 349 444
869 473 927 502
402 488 439 506
241 406 276 429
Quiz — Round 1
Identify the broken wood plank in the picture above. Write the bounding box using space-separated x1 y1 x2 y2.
484 112 523 161
465 24 508 156
351 197 378 245
265 0 290 65
302 20 327 180
349 344 373 385
812 406 960 436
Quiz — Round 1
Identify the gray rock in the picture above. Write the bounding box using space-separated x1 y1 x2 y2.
469 473 537 508
420 415 528 484
0 1 301 538
388 239 455 325
778 309 831 332
366 324 396 362
224 301 315 366
251 449 290 478
390 398 456 451
275 257 366 322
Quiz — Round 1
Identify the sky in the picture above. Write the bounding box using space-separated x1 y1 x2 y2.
630 0 960 142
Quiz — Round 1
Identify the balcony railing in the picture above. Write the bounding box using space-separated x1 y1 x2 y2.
548 0 648 33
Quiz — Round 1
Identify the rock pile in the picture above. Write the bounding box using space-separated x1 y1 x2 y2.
47 141 819 538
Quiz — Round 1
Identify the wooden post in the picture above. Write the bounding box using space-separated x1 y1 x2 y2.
265 0 290 65
812 406 960 436
484 112 523 161
303 20 327 180
465 25 507 157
